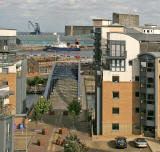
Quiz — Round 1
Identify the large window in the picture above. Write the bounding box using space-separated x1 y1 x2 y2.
111 59 125 72
112 123 119 130
110 44 125 57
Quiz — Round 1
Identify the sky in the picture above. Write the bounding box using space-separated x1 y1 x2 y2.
1 0 160 32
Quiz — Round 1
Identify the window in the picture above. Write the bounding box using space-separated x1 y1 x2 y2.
2 68 8 74
129 60 132 66
148 77 154 83
112 92 119 99
111 59 125 72
148 62 154 67
148 94 154 100
135 108 139 113
135 76 139 82
112 123 119 130
148 110 154 116
112 76 119 83
135 92 139 97
112 108 119 114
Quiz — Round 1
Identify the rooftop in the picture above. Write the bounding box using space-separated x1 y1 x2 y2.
93 18 111 21
139 52 160 58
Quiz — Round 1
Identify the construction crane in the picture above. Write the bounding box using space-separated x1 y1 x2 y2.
28 21 41 35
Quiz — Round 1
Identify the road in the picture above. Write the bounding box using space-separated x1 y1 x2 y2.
87 140 151 152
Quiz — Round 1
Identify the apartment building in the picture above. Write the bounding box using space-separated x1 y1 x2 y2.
0 51 27 123
138 52 160 138
0 81 14 152
93 18 160 138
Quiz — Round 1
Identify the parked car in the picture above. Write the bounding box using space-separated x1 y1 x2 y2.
115 136 127 149
134 138 147 148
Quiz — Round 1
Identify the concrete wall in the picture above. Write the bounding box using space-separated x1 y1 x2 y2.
113 13 139 27
65 26 93 36
103 33 140 82
16 60 27 114
0 115 14 152
0 30 16 36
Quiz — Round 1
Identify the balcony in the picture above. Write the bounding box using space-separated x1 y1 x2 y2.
146 104 154 111
105 51 127 59
145 120 155 127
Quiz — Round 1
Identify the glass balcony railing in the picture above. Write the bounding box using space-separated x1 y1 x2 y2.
105 51 127 59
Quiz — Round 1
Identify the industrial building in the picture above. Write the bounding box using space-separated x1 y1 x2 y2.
65 25 93 36
113 13 139 27
93 18 160 138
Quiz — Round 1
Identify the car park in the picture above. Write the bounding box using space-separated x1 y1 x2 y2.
115 136 127 149
134 138 148 148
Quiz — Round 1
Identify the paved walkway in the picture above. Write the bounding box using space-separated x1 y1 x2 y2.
147 139 160 152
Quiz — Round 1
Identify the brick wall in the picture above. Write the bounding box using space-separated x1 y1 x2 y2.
102 81 140 136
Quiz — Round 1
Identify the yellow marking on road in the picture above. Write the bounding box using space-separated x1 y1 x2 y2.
52 133 58 151
48 131 54 151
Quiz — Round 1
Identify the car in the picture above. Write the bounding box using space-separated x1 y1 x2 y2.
115 136 127 149
134 138 147 148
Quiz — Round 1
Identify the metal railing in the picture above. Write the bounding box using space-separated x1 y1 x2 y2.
43 62 57 99
105 50 127 59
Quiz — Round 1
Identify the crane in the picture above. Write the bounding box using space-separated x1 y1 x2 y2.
28 21 41 35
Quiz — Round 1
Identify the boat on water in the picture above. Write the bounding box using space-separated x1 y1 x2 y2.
44 35 80 51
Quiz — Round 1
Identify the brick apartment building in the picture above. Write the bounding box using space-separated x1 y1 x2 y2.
93 18 160 138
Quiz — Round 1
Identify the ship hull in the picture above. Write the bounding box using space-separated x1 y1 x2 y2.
44 46 80 51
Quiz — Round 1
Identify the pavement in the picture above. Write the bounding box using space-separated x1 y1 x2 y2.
146 138 160 152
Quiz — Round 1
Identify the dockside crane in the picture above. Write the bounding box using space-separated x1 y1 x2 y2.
28 21 41 35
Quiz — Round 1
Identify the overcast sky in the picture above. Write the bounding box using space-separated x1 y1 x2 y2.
1 0 160 32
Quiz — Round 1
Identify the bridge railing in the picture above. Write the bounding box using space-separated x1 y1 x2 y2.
43 62 57 100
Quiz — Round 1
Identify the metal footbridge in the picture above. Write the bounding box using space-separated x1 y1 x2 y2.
43 61 81 104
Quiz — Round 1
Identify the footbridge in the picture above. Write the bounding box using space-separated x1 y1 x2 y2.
43 61 81 108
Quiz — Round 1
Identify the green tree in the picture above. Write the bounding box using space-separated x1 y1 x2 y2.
67 100 81 129
64 135 88 152
32 96 52 122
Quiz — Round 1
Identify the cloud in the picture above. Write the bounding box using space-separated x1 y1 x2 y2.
0 0 160 32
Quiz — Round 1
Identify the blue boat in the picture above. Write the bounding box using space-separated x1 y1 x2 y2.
44 35 80 51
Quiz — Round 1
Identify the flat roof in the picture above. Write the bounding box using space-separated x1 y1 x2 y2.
113 12 139 16
93 18 111 21
0 28 16 30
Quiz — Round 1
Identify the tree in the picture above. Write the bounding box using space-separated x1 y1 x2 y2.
64 135 88 152
32 96 52 122
67 99 81 129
